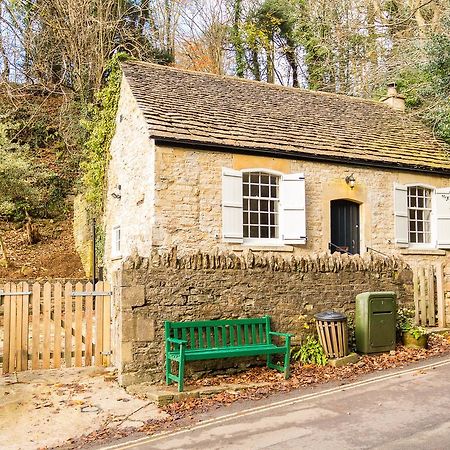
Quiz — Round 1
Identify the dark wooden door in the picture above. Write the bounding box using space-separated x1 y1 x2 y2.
330 200 360 254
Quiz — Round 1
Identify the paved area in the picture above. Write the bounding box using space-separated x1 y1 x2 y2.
101 357 450 450
0 367 167 450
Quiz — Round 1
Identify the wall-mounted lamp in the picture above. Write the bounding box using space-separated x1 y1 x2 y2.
345 174 356 189
111 184 121 199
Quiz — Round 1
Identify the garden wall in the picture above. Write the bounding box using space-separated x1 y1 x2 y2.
112 249 413 386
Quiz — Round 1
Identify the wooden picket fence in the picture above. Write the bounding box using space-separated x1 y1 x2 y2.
0 281 112 373
413 263 446 327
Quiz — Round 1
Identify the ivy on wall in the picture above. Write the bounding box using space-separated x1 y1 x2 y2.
80 52 130 218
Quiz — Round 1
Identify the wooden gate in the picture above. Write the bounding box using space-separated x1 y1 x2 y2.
0 281 112 373
413 263 446 327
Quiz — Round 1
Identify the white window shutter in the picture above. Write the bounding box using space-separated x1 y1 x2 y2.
436 188 450 249
280 173 306 244
394 183 408 247
222 168 243 243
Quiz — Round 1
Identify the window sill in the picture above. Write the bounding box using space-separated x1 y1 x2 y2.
400 249 446 256
232 245 294 253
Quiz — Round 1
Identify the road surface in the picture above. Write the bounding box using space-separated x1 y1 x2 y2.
101 356 450 450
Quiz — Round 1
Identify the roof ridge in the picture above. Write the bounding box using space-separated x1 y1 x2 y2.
122 60 389 109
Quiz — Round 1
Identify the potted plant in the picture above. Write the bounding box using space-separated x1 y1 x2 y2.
397 308 428 349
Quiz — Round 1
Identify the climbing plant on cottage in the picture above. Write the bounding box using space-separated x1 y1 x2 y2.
80 53 130 218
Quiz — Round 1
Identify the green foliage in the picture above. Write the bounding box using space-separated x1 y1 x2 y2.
346 312 357 353
291 336 328 366
0 120 65 220
392 15 450 144
396 307 426 340
396 307 415 334
80 53 130 217
291 314 328 366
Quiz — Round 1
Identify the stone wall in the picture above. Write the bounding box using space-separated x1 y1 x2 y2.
113 250 413 386
103 75 155 273
73 194 92 277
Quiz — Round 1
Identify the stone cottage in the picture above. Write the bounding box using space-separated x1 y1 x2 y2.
105 61 450 267
103 61 450 385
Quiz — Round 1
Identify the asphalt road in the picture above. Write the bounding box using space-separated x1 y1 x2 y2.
101 357 450 450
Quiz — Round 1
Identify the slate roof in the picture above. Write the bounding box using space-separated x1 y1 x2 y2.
122 61 450 174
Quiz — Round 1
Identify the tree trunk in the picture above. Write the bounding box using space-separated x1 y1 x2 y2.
233 0 245 77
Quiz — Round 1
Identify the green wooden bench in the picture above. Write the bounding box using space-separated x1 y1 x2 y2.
165 316 292 392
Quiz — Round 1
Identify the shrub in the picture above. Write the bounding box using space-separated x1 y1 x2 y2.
291 335 328 366
0 121 63 220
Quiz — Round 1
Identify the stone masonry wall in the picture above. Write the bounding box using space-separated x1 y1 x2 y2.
103 75 155 273
114 250 412 386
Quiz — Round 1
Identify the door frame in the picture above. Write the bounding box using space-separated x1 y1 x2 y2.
330 199 361 254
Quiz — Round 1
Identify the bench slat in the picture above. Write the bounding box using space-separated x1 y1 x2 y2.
206 326 212 348
198 327 204 348
189 327 195 348
221 326 227 347
236 325 242 346
169 318 268 328
177 345 286 361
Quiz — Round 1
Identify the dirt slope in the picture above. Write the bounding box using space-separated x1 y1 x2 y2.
0 218 85 280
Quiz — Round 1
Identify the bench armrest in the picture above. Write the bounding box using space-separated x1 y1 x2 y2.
269 331 293 339
167 337 187 346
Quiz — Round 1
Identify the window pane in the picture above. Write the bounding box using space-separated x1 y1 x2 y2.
261 185 269 197
243 226 249 238
260 227 269 238
243 173 249 183
251 184 259 196
270 213 278 226
250 173 259 184
243 183 249 196
260 200 269 212
243 212 248 225
270 186 278 198
260 213 269 225
250 212 258 224
261 174 269 185
250 226 259 238
250 199 258 211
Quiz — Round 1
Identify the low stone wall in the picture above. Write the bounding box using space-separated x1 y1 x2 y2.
113 250 413 386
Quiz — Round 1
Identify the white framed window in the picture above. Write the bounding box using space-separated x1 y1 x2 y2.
394 183 450 249
407 186 432 245
243 172 280 239
112 226 121 257
222 168 306 245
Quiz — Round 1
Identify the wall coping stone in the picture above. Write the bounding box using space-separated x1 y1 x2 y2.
123 247 409 274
